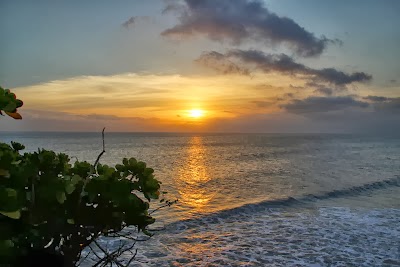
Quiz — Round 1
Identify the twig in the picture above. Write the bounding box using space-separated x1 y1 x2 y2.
90 235 138 267
124 248 138 267
93 239 124 267
70 156 79 162
92 248 121 267
93 127 106 169
149 199 178 215
76 250 92 266
77 128 106 212
88 244 103 261
107 231 149 242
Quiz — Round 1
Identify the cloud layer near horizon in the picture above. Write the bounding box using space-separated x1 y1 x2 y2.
1 72 398 133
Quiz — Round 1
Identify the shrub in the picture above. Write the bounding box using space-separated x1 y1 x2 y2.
0 87 166 266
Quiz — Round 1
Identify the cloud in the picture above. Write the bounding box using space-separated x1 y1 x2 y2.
11 72 291 125
372 97 400 113
7 73 396 133
122 16 137 28
197 50 372 85
195 51 250 75
162 0 338 57
363 95 391 102
314 68 371 86
363 95 400 112
122 16 150 28
0 109 196 132
283 96 369 114
314 87 334 96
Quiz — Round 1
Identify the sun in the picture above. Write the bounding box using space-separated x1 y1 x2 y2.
188 109 205 118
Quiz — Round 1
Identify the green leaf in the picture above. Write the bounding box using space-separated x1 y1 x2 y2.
115 164 124 171
56 192 66 204
15 99 23 108
129 158 137 166
67 219 75 224
11 141 25 151
71 174 82 184
137 161 146 170
3 102 16 112
0 210 21 219
65 182 75 194
5 188 17 198
144 168 154 176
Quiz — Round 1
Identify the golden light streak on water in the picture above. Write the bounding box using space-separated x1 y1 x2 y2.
176 136 214 213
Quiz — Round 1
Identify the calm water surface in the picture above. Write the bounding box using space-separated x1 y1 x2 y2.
1 132 399 266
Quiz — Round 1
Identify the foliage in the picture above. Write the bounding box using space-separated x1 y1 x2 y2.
0 140 163 266
0 88 166 266
0 86 23 119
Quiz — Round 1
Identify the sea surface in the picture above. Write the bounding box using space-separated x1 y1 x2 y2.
1 132 399 266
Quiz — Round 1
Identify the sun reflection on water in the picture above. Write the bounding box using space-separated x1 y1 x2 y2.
176 136 214 214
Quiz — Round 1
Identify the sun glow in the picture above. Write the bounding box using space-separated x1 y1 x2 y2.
188 109 205 118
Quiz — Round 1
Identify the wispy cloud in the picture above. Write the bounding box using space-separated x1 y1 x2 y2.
195 51 250 75
12 73 289 120
363 95 392 102
314 87 334 96
197 50 372 86
282 96 369 114
122 16 150 28
366 96 400 113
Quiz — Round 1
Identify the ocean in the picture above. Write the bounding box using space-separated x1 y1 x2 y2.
1 132 399 266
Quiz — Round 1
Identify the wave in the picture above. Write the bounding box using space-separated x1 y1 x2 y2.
230 176 400 211
166 176 400 227
300 175 400 202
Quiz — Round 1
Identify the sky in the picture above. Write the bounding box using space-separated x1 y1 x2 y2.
1 0 399 132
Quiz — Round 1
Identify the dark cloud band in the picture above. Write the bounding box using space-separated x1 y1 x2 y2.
283 96 369 114
197 49 372 85
162 0 338 57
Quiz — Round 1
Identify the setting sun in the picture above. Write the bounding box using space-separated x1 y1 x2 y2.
188 109 205 118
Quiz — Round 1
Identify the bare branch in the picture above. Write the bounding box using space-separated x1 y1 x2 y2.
88 244 103 261
124 248 138 267
93 239 125 267
78 128 106 211
149 199 178 215
88 231 139 267
94 127 106 169
77 250 92 266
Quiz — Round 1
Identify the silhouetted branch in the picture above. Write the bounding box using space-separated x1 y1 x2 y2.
124 248 138 267
76 250 92 266
94 127 106 169
149 199 178 215
92 239 124 267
